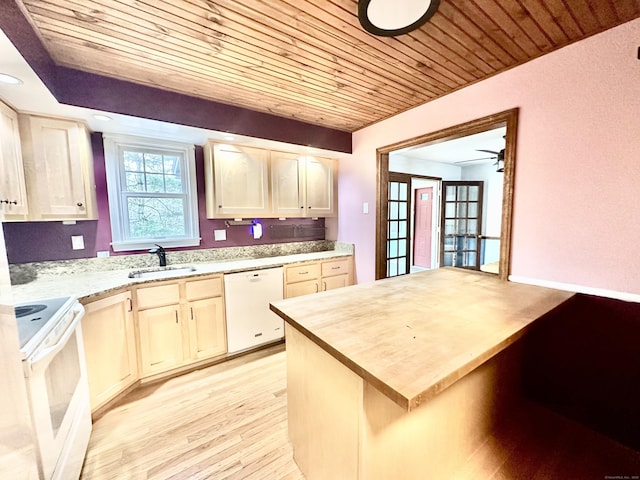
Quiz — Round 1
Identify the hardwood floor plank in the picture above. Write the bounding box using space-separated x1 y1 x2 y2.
80 344 303 480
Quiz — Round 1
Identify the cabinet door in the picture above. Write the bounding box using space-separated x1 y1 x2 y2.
82 292 137 411
271 151 304 216
187 297 227 361
321 258 352 279
138 304 184 376
285 279 320 298
322 274 350 292
20 115 97 220
209 144 270 217
305 157 336 216
0 102 28 221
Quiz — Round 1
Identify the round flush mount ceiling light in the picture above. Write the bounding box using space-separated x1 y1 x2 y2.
358 0 440 37
0 73 23 85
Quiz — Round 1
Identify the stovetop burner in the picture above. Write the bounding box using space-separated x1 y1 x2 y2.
15 304 47 318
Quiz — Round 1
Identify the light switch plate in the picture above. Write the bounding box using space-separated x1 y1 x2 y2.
71 235 85 250
214 229 227 241
363 202 369 214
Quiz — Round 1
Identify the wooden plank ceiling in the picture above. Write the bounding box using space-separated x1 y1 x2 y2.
16 0 640 132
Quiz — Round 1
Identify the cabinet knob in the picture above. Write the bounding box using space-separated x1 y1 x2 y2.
300 206 304 209
308 206 312 209
218 205 222 208
77 202 84 207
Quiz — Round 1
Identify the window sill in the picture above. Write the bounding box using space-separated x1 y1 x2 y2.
111 237 201 252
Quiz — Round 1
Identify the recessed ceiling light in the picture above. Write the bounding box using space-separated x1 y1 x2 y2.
0 73 23 85
93 114 112 121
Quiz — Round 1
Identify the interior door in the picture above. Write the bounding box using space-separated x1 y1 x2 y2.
386 173 411 277
440 181 484 270
413 187 433 268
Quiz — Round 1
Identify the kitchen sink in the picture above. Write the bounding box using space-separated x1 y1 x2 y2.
128 266 196 280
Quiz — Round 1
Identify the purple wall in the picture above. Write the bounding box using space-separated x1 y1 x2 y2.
3 134 325 264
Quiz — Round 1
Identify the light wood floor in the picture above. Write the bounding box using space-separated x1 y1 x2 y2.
80 344 304 480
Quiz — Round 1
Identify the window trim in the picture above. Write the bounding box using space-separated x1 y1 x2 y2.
103 133 200 252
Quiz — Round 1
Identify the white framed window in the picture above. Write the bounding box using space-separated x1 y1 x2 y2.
103 134 200 252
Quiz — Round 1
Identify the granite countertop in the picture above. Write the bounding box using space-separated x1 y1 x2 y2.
270 268 575 412
10 249 352 304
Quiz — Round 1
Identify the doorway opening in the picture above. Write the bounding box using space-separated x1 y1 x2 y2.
376 108 518 281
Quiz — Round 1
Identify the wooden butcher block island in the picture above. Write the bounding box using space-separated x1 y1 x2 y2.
270 269 580 480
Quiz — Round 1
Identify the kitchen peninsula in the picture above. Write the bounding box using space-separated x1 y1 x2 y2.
270 268 576 480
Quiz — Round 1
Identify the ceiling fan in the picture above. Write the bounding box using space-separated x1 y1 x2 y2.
455 148 505 172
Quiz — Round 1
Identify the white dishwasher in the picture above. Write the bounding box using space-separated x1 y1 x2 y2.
224 266 284 354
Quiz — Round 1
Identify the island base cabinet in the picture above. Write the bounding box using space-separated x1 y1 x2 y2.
82 292 137 413
285 324 523 480
286 324 362 480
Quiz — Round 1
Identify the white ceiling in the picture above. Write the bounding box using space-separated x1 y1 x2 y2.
0 29 341 158
394 127 506 165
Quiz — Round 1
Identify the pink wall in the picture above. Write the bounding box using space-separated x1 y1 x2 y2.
340 18 640 295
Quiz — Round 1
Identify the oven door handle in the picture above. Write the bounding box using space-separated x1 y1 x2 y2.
28 304 85 371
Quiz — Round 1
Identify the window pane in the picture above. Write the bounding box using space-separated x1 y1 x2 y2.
468 202 478 218
389 182 399 200
390 201 399 220
145 153 164 173
444 236 454 251
457 203 467 218
127 197 186 238
389 240 398 257
457 220 467 234
444 220 455 235
398 260 406 275
125 172 145 192
398 221 407 239
446 186 456 201
389 221 399 239
469 186 479 201
389 259 398 277
458 186 468 201
399 202 407 220
164 174 182 194
468 219 478 234
145 173 165 193
443 252 453 267
399 183 407 201
399 240 406 257
163 155 181 175
445 202 455 218
123 151 143 172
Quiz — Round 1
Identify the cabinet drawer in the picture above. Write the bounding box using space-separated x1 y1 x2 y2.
321 259 351 278
185 276 223 301
136 283 181 309
285 262 321 284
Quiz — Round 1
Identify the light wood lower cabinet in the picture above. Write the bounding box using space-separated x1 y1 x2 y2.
136 275 227 378
82 291 137 412
284 256 353 298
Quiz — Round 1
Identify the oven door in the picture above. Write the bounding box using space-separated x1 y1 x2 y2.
23 304 91 480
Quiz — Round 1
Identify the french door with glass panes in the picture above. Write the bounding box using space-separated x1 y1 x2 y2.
440 181 484 270
386 173 411 277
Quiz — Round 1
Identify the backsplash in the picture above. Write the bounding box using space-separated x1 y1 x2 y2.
2 133 326 264
9 240 351 282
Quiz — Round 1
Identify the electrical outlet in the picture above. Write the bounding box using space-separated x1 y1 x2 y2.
214 229 227 241
96 251 110 258
71 235 85 250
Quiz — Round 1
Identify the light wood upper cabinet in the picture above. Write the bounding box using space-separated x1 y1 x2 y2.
0 101 28 221
204 143 271 217
82 291 138 413
19 114 97 221
135 275 227 378
271 152 337 217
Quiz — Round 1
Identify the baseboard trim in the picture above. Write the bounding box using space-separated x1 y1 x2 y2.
508 275 640 303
